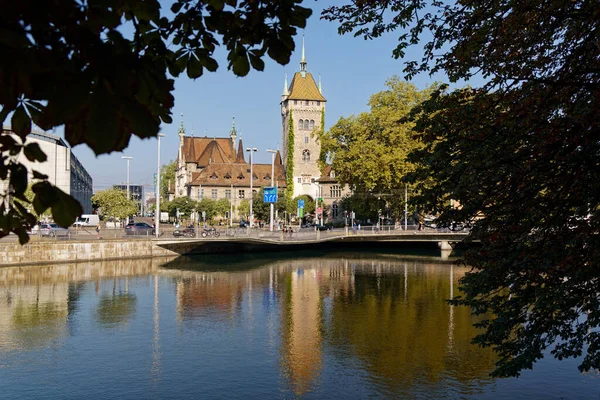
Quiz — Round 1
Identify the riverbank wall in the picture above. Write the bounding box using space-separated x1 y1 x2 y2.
0 239 182 266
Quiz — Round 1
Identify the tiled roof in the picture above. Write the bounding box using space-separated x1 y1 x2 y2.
190 163 287 188
287 72 326 102
235 138 246 163
182 137 236 166
316 165 337 183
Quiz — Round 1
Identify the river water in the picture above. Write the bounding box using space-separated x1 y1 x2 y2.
0 251 598 399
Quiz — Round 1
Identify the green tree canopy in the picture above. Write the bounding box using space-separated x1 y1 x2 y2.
92 188 138 222
319 78 434 219
214 198 231 219
160 160 177 200
1 0 312 243
324 0 600 376
168 196 196 219
237 199 250 221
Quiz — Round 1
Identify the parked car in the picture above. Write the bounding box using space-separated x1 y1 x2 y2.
39 223 71 238
125 222 155 236
314 225 331 231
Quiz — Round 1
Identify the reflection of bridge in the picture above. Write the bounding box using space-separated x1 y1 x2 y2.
154 230 471 256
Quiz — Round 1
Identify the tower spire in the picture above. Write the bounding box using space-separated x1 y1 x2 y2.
178 113 185 136
300 33 307 75
283 74 289 96
230 116 237 146
318 74 322 94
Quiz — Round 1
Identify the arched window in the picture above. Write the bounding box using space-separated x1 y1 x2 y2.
304 120 309 130
299 119 304 130
304 136 309 144
309 120 315 129
302 149 310 162
332 203 339 218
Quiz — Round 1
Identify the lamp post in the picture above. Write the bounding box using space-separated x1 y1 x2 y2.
155 134 164 237
245 147 258 227
122 155 133 225
267 149 277 231
122 156 133 199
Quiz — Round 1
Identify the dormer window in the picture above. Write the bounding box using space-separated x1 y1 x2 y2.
224 172 232 179
252 173 258 180
331 171 336 178
210 172 218 179
238 173 244 180
264 174 271 180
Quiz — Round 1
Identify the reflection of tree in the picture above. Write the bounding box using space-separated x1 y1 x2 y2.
326 264 496 394
11 300 68 349
96 279 137 327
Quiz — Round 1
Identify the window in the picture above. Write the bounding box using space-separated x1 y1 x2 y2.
238 189 245 199
302 149 310 162
309 120 315 129
330 185 341 198
199 188 204 199
225 189 231 199
331 171 335 178
294 100 297 105
303 120 309 130
305 100 309 106
304 136 309 144
332 203 339 218
311 178 316 183
210 173 218 179
212 189 218 199
317 101 320 106
299 119 304 130
297 178 301 183
301 175 311 184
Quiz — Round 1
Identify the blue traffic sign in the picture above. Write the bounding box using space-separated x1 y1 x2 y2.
263 187 278 203
298 199 305 208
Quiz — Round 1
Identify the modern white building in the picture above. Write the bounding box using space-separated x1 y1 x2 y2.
1 128 93 214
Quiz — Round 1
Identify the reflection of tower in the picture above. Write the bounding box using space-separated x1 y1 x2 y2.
280 268 322 396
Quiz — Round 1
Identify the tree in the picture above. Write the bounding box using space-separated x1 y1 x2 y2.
1 0 312 243
214 198 231 220
237 199 250 221
324 0 600 376
319 78 434 220
293 195 315 216
91 188 138 222
196 198 216 221
160 160 177 200
167 196 196 219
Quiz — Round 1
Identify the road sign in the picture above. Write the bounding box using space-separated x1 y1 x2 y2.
316 207 323 214
298 199 305 208
298 208 304 218
263 186 277 203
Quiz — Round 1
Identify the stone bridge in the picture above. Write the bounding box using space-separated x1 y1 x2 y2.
153 230 471 256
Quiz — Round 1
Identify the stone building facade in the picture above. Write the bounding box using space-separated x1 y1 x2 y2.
173 118 285 219
1 128 93 215
280 38 326 200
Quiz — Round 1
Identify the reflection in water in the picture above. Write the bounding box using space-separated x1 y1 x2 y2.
0 254 596 399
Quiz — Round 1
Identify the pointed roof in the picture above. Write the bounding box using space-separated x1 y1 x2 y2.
275 150 283 165
236 138 246 163
287 72 326 101
229 116 237 138
182 137 236 165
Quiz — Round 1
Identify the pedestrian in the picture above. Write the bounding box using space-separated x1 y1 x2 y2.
95 225 100 239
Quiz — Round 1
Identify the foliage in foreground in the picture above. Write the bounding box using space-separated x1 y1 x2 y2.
1 0 311 243
324 0 600 376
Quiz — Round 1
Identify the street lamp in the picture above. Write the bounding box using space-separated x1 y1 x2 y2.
267 149 277 232
122 155 133 225
122 156 133 199
245 147 258 227
155 134 165 238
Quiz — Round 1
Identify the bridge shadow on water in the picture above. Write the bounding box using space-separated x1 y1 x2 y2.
159 242 465 273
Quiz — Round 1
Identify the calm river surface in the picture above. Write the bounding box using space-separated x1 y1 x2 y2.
0 251 598 399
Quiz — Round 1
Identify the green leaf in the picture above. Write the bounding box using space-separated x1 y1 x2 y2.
50 188 83 227
187 56 204 79
248 52 265 71
23 142 48 162
230 52 250 77
11 105 31 138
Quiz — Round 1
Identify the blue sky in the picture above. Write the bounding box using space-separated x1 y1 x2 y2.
66 2 451 192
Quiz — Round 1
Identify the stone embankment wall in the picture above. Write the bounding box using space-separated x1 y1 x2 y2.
0 240 181 266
